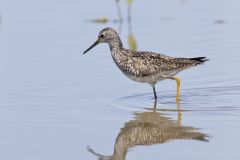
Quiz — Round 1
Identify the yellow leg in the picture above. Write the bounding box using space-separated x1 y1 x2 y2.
177 102 182 126
169 76 181 102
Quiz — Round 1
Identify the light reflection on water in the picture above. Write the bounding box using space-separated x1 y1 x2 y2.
94 84 240 160
88 101 208 160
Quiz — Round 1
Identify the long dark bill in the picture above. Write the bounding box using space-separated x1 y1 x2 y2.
83 40 99 54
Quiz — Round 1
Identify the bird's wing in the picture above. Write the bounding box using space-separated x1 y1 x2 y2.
128 51 192 76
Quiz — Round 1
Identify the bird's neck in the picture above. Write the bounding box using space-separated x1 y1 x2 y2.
108 36 123 52
108 36 127 70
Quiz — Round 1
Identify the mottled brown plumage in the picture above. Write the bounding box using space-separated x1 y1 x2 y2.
112 48 206 78
83 27 208 101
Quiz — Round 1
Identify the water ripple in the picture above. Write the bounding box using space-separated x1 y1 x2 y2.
109 85 240 114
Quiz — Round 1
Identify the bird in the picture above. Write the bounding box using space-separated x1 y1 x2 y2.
83 27 208 101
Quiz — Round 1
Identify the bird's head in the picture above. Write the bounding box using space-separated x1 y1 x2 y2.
83 27 120 54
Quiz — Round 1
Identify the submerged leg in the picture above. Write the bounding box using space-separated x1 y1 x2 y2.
176 102 182 126
152 85 157 100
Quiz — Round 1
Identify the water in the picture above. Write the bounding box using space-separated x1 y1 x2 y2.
0 0 240 159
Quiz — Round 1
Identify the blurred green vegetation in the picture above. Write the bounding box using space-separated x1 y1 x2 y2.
128 34 137 51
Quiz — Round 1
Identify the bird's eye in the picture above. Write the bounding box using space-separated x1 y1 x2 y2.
100 34 104 38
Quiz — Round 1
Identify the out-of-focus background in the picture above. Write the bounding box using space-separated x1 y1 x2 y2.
0 0 240 160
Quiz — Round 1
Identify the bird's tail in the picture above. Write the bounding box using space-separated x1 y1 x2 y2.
189 57 209 63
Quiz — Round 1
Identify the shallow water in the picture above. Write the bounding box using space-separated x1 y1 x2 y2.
0 0 240 159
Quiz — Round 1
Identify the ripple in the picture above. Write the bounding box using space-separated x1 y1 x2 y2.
109 85 240 114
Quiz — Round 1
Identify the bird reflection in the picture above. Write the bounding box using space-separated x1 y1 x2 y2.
88 100 209 160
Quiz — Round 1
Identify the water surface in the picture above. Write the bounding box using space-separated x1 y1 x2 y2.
0 0 240 159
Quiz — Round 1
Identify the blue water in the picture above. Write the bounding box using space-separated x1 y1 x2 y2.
0 0 240 159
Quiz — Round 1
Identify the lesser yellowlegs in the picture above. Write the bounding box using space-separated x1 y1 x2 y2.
83 27 208 101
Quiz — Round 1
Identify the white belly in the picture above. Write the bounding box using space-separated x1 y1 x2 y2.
123 70 181 84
